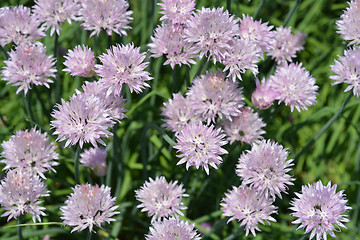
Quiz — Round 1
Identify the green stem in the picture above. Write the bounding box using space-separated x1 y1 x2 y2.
226 0 231 13
53 33 61 104
17 216 24 240
294 93 352 162
0 45 9 59
74 145 81 184
253 0 266 19
172 66 178 93
86 230 92 240
283 0 301 27
193 57 206 81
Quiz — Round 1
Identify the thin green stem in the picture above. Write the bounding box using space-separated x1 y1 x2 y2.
283 0 301 27
54 33 61 104
226 0 231 13
253 0 266 19
295 93 353 162
193 58 206 81
74 145 81 184
17 216 24 240
172 66 178 93
86 230 92 240
0 45 9 59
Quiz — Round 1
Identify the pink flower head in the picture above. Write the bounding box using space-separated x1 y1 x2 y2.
0 169 49 222
158 0 195 24
148 23 197 69
161 93 199 134
135 176 188 221
33 0 78 36
80 147 107 177
221 185 277 236
1 42 56 95
222 107 266 145
184 7 239 63
236 139 294 199
174 122 228 175
50 93 115 148
1 128 59 179
146 216 200 240
0 6 45 46
337 0 360 45
96 43 152 96
79 81 127 122
268 26 305 63
239 14 274 53
63 45 96 77
251 77 277 110
77 0 133 37
290 181 351 240
221 37 261 81
60 184 119 232
330 46 360 98
269 62 318 112
186 70 244 124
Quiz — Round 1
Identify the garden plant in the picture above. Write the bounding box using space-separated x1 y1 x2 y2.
0 0 359 240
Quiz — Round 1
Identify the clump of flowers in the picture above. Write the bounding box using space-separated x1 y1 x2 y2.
222 107 266 145
1 128 59 179
0 169 49 222
221 185 277 236
135 176 188 221
251 77 277 110
63 45 96 78
96 43 152 96
80 147 108 177
50 93 114 148
161 93 199 134
148 23 197 69
236 139 294 199
184 7 239 63
330 46 360 98
174 122 228 174
33 0 78 36
77 0 133 37
269 62 318 112
79 81 127 122
0 5 45 46
239 14 274 53
336 0 360 45
146 217 200 240
290 181 351 240
220 38 261 81
158 0 195 24
60 184 119 232
1 42 56 95
268 26 305 63
186 70 244 124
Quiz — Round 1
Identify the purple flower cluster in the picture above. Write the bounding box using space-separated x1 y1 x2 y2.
51 81 126 148
2 42 56 95
135 176 188 221
63 45 96 78
290 181 351 240
80 147 108 177
60 184 119 232
1 128 59 179
96 43 152 96
0 5 45 46
76 0 133 37
33 0 78 36
0 169 49 222
221 185 277 236
146 217 200 240
337 0 360 45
